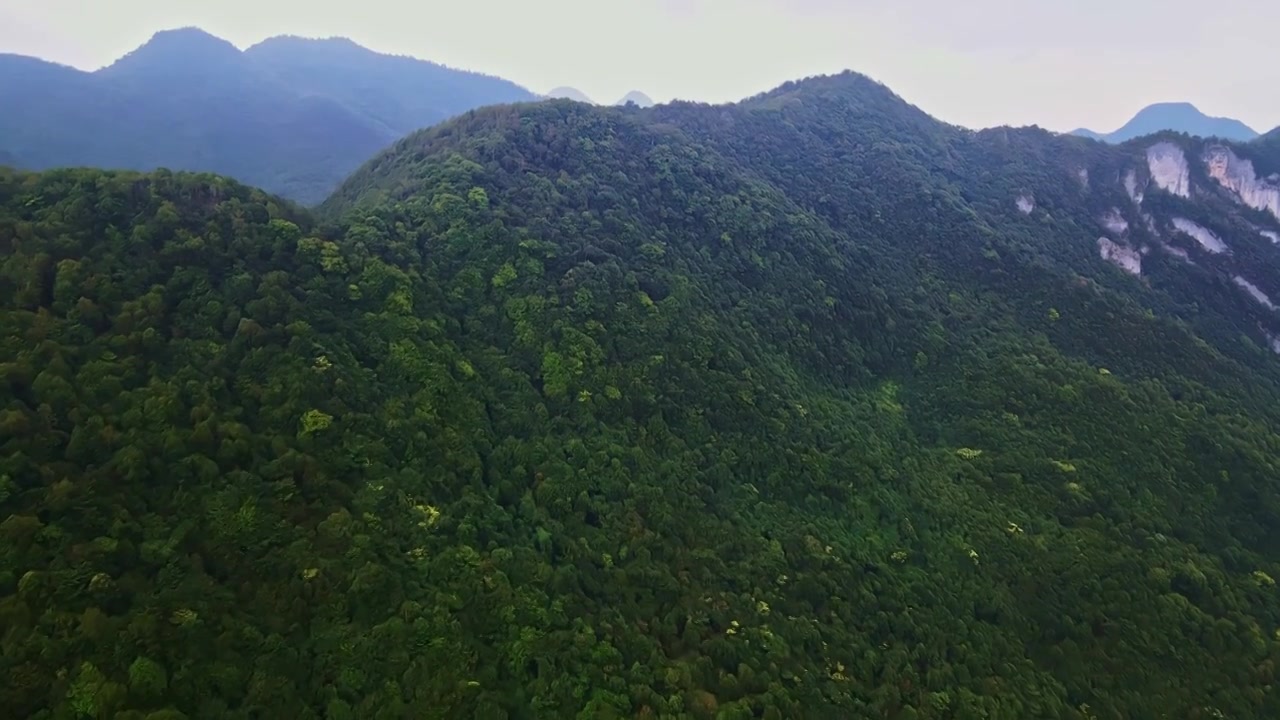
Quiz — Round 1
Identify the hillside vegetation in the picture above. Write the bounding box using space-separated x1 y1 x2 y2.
4 74 1280 719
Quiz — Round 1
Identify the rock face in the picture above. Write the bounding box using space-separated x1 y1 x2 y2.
1204 146 1280 222
1147 142 1191 198
1016 194 1035 214
1124 170 1144 204
1172 218 1228 253
1262 230 1280 244
1098 237 1142 275
1101 208 1129 235
1162 243 1192 262
1233 276 1276 309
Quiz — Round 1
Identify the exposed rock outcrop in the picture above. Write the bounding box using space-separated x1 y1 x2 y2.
1147 142 1191 198
1098 237 1141 275
1016 195 1035 214
1101 208 1129 235
1162 244 1192 263
1204 146 1280 222
1172 217 1227 253
1234 276 1276 309
1124 170 1144 204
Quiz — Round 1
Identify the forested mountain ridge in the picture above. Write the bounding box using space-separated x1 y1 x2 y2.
6 71 1280 719
0 27 536 205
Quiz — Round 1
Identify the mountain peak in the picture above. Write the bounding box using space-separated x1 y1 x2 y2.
246 34 373 59
749 70 896 102
616 90 654 108
545 86 594 104
1073 101 1259 144
99 27 245 76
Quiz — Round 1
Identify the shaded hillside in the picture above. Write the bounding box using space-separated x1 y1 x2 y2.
1072 102 1259 143
0 28 535 204
244 35 535 137
8 73 1280 720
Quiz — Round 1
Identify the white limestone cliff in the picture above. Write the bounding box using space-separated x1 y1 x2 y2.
1147 142 1191 198
1101 208 1129 235
1204 146 1280 222
1233 276 1276 309
1016 195 1035 214
1162 244 1192 263
1124 170 1144 204
1098 237 1141 275
1172 217 1228 253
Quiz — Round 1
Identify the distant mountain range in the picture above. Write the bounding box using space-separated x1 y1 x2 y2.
0 27 537 203
616 91 654 108
541 87 654 107
1072 102 1260 144
545 86 595 103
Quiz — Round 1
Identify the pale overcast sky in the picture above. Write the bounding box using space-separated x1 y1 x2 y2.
1 0 1276 133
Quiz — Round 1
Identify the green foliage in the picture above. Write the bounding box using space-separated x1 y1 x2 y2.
128 657 168 702
7 73 1280 720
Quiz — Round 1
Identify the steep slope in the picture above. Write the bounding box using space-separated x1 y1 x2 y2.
97 26 249 79
244 35 536 137
0 28 535 204
9 76 1280 720
652 75 1280 397
1072 102 1260 143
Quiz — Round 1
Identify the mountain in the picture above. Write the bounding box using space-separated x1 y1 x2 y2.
544 86 595 103
615 90 654 107
243 35 535 137
1073 101 1260 143
8 72 1280 719
0 27 536 204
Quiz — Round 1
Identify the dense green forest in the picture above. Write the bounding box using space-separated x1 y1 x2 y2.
5 73 1280 719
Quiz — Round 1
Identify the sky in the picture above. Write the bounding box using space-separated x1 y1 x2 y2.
1 0 1277 133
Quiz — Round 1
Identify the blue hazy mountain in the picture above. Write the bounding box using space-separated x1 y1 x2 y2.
0 27 537 203
1072 102 1259 143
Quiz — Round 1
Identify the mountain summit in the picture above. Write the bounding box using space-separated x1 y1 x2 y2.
1072 101 1259 143
98 27 246 77
0 28 536 203
544 86 595 103
615 90 654 107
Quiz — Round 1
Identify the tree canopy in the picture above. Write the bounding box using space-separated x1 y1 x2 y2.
5 73 1280 719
